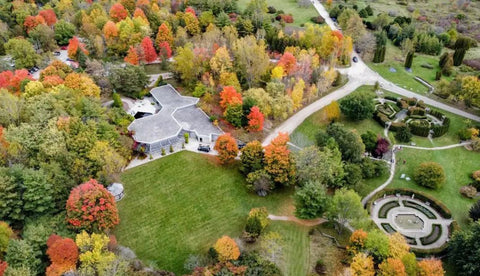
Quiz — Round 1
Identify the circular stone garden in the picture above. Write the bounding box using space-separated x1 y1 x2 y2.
372 94 450 138
369 189 454 250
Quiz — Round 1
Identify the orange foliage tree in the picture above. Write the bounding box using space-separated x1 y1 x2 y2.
214 133 239 164
42 75 64 87
39 9 57 26
141 36 157 63
40 60 73 80
155 23 174 47
103 21 119 39
277 52 297 75
65 179 120 232
67 37 88 60
109 3 128 22
348 229 368 254
46 234 79 276
124 46 139 65
133 8 147 20
263 132 295 186
24 15 46 32
214 236 240 262
219 86 242 109
378 258 406 276
0 69 33 93
247 106 264 132
417 258 444 276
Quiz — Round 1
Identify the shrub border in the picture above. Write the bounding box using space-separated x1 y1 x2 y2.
402 200 437 219
378 200 400 218
366 188 452 219
420 224 442 246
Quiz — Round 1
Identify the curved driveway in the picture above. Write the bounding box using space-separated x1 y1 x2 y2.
262 0 480 146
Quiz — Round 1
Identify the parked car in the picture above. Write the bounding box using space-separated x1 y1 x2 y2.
237 140 246 150
353 56 358 63
53 51 61 56
198 144 211 152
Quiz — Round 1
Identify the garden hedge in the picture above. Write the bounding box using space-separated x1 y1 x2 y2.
366 188 452 219
420 224 442 245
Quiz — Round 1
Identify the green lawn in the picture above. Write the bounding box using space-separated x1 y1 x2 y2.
237 0 320 27
390 147 479 227
368 42 453 94
115 151 298 274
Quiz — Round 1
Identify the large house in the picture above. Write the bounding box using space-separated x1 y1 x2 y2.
128 85 223 153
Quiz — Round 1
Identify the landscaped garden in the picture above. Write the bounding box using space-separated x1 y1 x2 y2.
389 147 479 227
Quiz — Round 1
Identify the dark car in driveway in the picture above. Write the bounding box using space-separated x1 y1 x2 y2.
198 144 211 152
353 56 358 63
237 140 246 150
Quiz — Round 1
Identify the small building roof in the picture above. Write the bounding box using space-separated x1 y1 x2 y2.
128 85 221 144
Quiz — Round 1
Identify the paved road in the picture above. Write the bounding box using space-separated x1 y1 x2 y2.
262 0 480 145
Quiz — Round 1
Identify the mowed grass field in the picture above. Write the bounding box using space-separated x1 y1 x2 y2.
237 0 319 27
390 147 479 227
115 151 304 274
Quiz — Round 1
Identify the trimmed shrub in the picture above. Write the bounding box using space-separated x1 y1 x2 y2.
460 185 477 198
469 200 480 221
414 162 446 189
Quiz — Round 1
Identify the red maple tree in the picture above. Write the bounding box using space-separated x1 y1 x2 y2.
67 37 88 60
158 41 172 61
247 106 264 132
65 179 120 232
133 8 147 20
141 36 157 63
103 21 119 39
219 86 242 109
0 70 33 93
39 9 57 26
0 261 7 276
277 52 297 75
109 3 128 22
214 133 239 164
185 6 196 17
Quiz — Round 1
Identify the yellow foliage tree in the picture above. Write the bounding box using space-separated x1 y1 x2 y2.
219 72 242 93
350 253 375 276
23 81 45 98
75 231 115 274
291 78 305 110
271 66 285 80
388 232 410 259
64 73 100 98
210 47 232 78
214 236 240 262
325 101 340 122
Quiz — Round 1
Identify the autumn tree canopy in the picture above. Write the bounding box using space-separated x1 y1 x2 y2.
213 236 240 262
65 179 120 232
214 133 238 164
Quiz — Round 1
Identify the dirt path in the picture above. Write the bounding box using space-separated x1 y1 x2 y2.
268 214 327 227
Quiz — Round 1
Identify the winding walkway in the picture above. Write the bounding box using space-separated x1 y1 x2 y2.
361 142 472 206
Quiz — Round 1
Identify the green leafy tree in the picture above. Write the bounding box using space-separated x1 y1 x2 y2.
5 239 40 273
339 91 375 121
28 24 57 53
0 168 23 223
404 51 414 68
327 188 369 233
469 200 480 221
294 146 344 187
448 222 480 275
224 103 244 127
233 36 270 88
343 163 363 187
326 123 365 163
0 221 13 257
395 126 412 143
365 229 390 264
414 162 445 189
54 20 76 45
4 38 39 69
240 140 264 175
109 65 149 97
361 131 378 154
294 180 329 219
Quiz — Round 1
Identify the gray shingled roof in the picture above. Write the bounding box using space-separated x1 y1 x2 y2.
128 85 222 144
